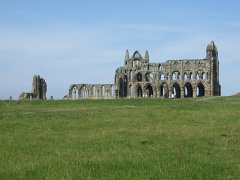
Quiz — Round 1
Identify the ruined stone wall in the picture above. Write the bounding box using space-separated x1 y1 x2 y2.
18 75 47 100
114 41 221 98
66 84 114 100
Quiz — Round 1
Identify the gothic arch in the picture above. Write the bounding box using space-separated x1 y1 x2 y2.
172 70 181 80
144 83 154 97
172 82 181 98
135 84 143 98
202 72 206 80
69 84 78 99
159 73 165 80
184 72 188 80
119 78 124 97
196 72 200 80
160 82 168 98
119 75 128 97
184 82 193 97
158 64 162 71
136 72 142 82
92 85 96 96
197 82 205 97
190 72 193 80
80 85 89 99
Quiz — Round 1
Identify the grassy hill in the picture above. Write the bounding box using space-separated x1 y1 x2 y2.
0 96 240 179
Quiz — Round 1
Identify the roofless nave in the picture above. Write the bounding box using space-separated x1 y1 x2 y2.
19 41 221 100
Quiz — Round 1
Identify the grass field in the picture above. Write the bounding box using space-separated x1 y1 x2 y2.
0 96 240 179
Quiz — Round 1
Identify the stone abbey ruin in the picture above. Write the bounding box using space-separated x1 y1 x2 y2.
19 41 221 100
19 75 47 100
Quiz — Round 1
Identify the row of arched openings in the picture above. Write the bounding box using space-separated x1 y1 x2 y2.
118 82 205 98
161 82 205 98
127 71 207 82
71 85 114 99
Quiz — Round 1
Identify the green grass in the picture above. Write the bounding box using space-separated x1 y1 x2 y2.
0 96 240 179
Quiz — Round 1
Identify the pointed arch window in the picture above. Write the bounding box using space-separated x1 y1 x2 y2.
202 72 206 80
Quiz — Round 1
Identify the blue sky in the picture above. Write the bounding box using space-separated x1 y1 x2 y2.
0 0 239 99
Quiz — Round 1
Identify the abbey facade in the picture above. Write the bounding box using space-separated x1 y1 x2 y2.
114 41 221 98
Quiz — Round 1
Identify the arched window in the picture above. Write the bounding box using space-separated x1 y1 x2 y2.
161 86 165 96
136 60 142 70
135 52 139 58
111 85 114 97
203 72 206 80
184 82 193 97
172 83 181 98
102 85 105 96
190 72 193 80
137 73 142 82
146 84 153 97
160 73 165 80
119 75 128 98
92 85 96 96
159 64 162 71
197 83 205 97
184 73 188 80
160 83 168 98
81 86 88 99
136 85 142 97
172 73 176 80
196 73 200 80
72 86 78 99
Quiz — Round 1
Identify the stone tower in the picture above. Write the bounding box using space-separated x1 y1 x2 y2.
206 41 221 96
32 75 47 99
18 75 47 100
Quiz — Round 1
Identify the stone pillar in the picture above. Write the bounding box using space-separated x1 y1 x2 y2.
181 86 184 98
193 87 197 97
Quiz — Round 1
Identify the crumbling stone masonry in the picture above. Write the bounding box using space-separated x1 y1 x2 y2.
66 41 220 99
114 41 221 98
66 84 115 99
19 75 47 100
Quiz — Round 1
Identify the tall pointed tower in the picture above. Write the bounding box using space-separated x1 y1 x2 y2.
144 50 149 63
124 49 129 65
206 41 221 96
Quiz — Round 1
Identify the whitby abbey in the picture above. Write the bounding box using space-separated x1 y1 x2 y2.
19 41 221 100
